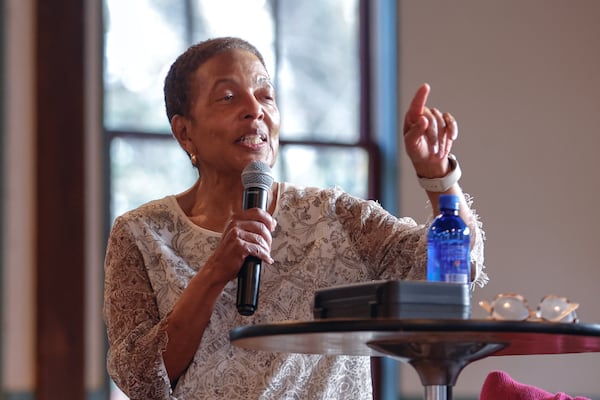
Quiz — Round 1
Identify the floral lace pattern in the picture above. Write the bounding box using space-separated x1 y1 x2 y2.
104 183 486 399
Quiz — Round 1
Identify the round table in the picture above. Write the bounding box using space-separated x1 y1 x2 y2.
230 318 600 400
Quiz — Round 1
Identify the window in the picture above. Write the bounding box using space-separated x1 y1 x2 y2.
103 1 398 398
103 0 375 221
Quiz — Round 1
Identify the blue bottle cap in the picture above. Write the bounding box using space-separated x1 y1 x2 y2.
439 194 459 210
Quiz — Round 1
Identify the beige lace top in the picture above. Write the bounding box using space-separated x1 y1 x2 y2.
103 183 486 399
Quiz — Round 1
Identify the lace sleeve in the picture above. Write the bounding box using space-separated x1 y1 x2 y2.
334 193 428 280
335 192 487 287
103 217 173 400
463 193 488 288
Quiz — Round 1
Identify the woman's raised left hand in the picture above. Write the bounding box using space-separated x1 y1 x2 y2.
403 83 458 179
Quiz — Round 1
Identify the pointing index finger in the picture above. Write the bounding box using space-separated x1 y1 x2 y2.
406 83 431 127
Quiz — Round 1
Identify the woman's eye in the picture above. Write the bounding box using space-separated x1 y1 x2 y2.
223 94 234 101
254 86 275 102
261 92 275 102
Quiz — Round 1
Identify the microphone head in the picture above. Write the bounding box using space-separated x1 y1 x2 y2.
241 161 274 191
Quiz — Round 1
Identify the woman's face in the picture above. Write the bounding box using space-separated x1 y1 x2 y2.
180 49 280 176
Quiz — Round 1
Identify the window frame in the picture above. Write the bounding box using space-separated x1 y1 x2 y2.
101 0 399 397
103 0 382 204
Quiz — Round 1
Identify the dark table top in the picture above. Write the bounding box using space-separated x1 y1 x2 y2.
230 318 600 358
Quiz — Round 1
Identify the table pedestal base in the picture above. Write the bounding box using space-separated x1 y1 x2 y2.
368 340 507 400
425 385 448 400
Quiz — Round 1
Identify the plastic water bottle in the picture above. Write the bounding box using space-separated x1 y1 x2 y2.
427 194 471 283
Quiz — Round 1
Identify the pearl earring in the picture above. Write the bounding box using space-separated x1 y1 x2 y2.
190 153 198 167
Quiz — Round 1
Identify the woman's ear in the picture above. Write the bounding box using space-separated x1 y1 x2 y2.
171 114 194 154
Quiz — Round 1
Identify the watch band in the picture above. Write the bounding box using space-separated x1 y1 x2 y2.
417 154 462 192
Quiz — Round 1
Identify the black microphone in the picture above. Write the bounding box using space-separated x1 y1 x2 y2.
236 160 274 316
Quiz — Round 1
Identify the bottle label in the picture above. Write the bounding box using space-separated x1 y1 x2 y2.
444 273 468 284
438 242 470 283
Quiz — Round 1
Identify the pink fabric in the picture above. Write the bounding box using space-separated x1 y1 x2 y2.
480 370 591 400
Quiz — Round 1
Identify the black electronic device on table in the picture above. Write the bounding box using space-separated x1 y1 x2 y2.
313 280 471 320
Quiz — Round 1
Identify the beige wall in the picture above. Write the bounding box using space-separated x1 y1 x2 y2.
399 0 600 397
2 0 36 391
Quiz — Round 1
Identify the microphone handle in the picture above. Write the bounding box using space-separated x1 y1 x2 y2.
236 256 261 316
242 187 268 210
236 187 269 316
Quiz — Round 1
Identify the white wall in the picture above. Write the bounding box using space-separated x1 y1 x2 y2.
398 1 600 397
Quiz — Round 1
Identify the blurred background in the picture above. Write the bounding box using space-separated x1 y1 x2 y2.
2 0 599 399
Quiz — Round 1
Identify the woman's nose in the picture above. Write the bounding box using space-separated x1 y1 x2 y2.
241 94 265 120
